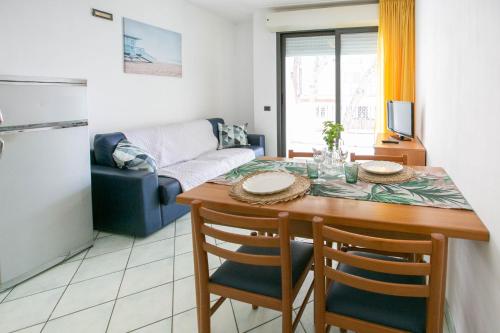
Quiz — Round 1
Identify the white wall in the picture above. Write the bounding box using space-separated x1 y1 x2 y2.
235 21 255 131
416 0 500 332
252 5 379 156
0 0 249 135
253 10 278 156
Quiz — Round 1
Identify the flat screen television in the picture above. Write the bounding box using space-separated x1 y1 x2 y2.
387 101 414 140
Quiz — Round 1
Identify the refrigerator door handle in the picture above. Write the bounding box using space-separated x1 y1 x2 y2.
0 120 88 135
0 108 4 125
0 137 4 158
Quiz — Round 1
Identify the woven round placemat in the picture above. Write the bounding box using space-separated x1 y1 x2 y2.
229 171 311 205
358 166 417 184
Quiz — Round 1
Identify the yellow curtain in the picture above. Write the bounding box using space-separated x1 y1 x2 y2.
377 0 415 133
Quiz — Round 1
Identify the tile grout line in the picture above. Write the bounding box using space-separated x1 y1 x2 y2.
241 314 283 333
1 222 184 333
124 315 172 333
83 229 177 261
2 247 197 306
39 255 86 332
105 236 136 333
1 287 14 304
43 300 115 326
229 299 241 333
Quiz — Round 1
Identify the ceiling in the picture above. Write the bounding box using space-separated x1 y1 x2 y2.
187 0 369 22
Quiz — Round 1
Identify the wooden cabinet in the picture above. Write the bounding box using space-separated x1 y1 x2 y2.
374 133 426 166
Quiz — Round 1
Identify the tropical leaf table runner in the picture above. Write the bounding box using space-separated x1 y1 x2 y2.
209 159 472 210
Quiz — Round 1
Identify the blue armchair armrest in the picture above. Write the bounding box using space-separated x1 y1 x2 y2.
247 134 266 155
91 165 162 237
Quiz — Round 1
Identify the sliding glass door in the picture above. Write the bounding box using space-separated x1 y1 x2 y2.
283 33 336 153
278 28 378 156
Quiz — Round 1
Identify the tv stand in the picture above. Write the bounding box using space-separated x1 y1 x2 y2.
374 133 426 165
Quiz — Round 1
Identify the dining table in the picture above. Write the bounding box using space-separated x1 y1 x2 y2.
176 157 490 332
177 157 489 241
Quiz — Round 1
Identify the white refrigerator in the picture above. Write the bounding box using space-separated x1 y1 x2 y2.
0 76 93 291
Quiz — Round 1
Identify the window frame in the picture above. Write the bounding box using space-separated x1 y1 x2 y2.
276 26 379 157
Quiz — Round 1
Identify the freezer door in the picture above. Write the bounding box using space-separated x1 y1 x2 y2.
0 126 93 287
0 80 86 128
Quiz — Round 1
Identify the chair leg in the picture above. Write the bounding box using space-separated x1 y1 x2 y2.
340 329 347 333
315 311 326 333
282 305 293 333
199 288 211 333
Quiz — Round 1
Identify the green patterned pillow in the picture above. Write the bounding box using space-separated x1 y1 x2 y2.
112 140 157 173
218 123 249 149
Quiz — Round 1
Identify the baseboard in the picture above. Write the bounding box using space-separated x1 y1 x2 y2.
445 300 457 333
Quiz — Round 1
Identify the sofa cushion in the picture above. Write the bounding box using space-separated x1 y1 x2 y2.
158 176 182 205
93 132 126 167
124 119 218 168
218 123 249 149
113 140 157 173
157 148 255 191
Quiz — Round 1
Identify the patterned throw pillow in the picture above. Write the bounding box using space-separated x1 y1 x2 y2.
218 123 249 149
112 140 157 173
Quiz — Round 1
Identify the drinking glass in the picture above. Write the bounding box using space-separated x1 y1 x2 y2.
313 148 326 164
306 160 319 179
344 162 359 184
338 139 349 164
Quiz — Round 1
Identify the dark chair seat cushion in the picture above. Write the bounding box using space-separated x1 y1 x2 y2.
326 251 427 333
210 241 313 299
250 145 265 157
158 176 182 205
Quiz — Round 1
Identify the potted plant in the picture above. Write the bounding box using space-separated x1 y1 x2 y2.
321 121 344 166
322 121 344 152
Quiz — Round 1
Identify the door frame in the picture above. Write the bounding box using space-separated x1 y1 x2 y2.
276 27 378 157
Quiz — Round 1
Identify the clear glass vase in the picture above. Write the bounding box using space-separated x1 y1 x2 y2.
322 147 339 171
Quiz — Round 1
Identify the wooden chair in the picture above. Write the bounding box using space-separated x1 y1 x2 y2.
350 152 408 165
190 200 314 333
312 217 447 333
288 149 314 158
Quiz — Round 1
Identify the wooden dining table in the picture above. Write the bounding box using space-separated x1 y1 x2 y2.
176 157 489 332
177 158 489 242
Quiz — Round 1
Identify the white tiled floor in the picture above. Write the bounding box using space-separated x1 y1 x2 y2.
0 212 451 333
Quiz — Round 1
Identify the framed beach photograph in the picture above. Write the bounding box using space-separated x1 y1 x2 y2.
123 18 182 77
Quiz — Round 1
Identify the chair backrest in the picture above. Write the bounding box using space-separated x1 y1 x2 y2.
350 152 408 165
312 218 447 332
190 200 293 300
288 149 314 158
